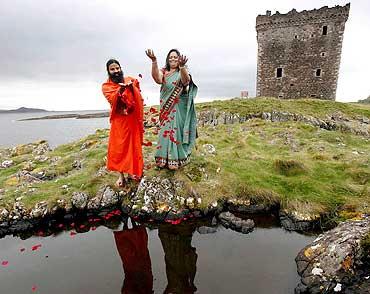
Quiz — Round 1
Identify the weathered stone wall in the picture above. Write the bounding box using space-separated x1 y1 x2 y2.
256 4 350 100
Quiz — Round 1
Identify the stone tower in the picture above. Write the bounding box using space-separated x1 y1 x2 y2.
256 4 350 100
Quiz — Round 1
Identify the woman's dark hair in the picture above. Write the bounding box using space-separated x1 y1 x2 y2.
106 59 121 73
165 49 181 71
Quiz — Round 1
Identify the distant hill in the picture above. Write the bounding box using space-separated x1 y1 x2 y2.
0 107 48 113
358 96 370 104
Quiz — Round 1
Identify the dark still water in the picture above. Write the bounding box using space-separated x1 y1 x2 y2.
0 218 315 294
0 111 109 148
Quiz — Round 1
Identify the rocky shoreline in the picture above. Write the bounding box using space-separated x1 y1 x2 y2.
1 176 369 293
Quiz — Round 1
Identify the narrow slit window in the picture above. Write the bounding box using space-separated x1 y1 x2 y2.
276 67 283 78
321 52 326 57
310 94 317 98
322 26 328 35
315 69 321 77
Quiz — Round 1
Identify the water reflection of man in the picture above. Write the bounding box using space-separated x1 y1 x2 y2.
158 224 198 294
113 220 153 294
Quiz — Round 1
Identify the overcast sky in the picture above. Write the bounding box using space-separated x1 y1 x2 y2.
0 0 369 110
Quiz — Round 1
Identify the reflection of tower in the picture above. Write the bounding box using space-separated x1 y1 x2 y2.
158 225 198 294
114 225 153 294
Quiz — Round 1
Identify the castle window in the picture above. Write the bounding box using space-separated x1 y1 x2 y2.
310 94 317 98
315 69 321 77
322 26 328 35
290 83 294 87
278 95 284 98
321 52 326 57
294 35 298 39
276 67 283 78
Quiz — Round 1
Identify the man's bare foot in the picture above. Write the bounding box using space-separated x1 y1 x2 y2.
115 174 125 187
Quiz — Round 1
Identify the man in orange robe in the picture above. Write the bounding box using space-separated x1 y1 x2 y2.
102 59 144 187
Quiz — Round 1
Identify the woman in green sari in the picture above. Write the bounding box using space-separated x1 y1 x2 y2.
145 48 198 170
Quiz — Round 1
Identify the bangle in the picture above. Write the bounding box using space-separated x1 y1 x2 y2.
179 65 185 69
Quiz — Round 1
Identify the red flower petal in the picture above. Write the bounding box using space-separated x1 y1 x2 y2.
31 244 42 251
70 231 77 237
32 285 37 292
79 225 85 229
1 261 9 266
142 141 153 147
91 226 96 231
150 107 157 114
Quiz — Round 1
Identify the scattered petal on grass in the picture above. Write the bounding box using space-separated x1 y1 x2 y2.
1 261 9 266
32 285 37 292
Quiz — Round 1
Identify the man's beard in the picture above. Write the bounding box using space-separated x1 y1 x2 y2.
110 71 124 83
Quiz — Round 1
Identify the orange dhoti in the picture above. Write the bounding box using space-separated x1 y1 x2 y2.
102 76 144 178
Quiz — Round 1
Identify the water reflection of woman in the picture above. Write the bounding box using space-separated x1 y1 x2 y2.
158 224 198 294
113 221 153 294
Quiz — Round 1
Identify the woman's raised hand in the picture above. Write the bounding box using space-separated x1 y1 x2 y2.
179 54 188 67
145 49 157 62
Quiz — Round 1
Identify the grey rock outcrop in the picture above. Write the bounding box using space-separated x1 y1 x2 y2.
219 211 255 234
71 192 89 209
295 218 370 294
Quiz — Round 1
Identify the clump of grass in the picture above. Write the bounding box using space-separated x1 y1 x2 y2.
234 183 280 205
274 159 306 176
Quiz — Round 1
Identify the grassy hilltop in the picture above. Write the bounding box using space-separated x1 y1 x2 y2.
0 98 369 220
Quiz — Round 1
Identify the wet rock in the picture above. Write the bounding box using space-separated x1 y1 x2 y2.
219 211 254 234
279 210 320 231
197 226 217 234
71 192 89 209
0 208 9 222
30 201 48 218
295 218 370 293
227 198 279 214
100 186 120 208
11 201 27 220
1 160 13 168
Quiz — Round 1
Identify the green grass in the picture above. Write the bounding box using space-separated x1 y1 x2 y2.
0 98 369 219
197 97 370 119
